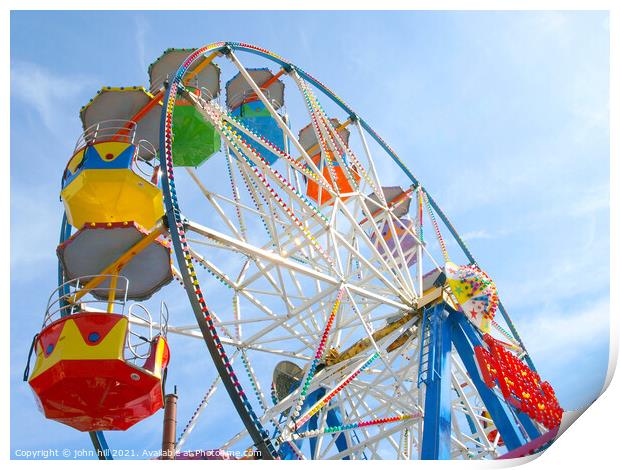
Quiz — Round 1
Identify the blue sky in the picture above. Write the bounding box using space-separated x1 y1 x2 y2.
10 10 609 458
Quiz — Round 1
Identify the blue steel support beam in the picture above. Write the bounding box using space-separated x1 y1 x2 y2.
516 409 542 441
89 431 111 460
58 212 72 311
449 309 528 450
280 387 348 459
421 303 453 460
325 406 349 459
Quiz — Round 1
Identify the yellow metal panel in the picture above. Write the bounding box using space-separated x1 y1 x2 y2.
60 169 164 230
67 149 85 174
29 317 128 380
150 338 167 378
184 50 219 83
93 141 133 162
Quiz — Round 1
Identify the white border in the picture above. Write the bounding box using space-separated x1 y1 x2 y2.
3 1 616 468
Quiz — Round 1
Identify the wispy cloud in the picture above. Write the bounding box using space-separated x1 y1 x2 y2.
10 61 96 137
134 15 149 76
460 229 494 241
505 181 609 242
518 295 608 363
10 61 98 280
500 242 608 311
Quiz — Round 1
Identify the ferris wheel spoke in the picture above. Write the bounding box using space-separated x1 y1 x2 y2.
349 346 420 406
218 191 416 308
224 144 250 241
353 118 387 204
190 167 293 231
240 288 307 300
341 385 413 427
347 373 418 415
187 247 291 326
332 198 406 291
378 208 419 295
352 375 417 410
327 305 419 368
234 159 299 254
346 369 418 417
231 159 338 273
231 285 338 349
340 293 420 404
287 350 397 434
329 391 378 459
291 72 381 200
233 155 279 243
450 407 470 458
245 168 289 254
335 197 417 299
331 230 412 305
175 365 228 453
238 221 332 287
279 283 340 324
185 167 251 241
190 239 300 316
186 219 411 311
159 321 310 360
286 269 327 328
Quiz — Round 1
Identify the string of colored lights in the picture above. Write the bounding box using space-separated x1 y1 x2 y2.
241 350 271 413
299 85 342 194
491 319 520 347
283 413 419 442
200 94 330 223
403 428 410 459
176 374 222 452
417 186 424 244
293 351 381 430
189 252 234 289
236 149 332 266
423 189 449 263
289 288 345 422
234 151 278 243
299 83 420 287
224 147 247 239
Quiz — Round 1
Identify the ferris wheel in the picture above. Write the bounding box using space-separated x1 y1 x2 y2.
24 42 563 460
